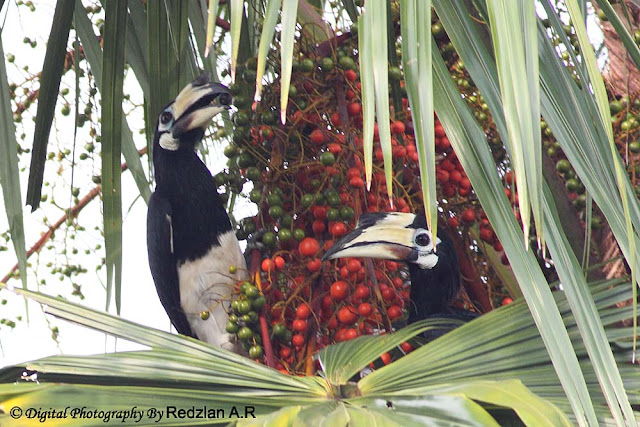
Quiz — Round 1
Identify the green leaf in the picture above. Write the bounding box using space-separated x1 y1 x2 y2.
74 2 151 204
189 0 220 80
367 0 393 205
128 0 149 62
125 0 150 94
540 3 640 397
400 0 437 237
434 2 639 423
0 285 326 395
25 0 75 210
0 383 304 425
254 0 281 102
350 394 501 426
485 0 542 247
385 3 403 116
425 37 598 425
343 405 403 427
356 278 640 424
564 1 613 144
536 8 640 282
189 0 235 140
280 0 300 124
542 183 635 425
295 402 348 425
358 13 374 188
2 278 638 425
567 1 638 386
101 0 128 313
0 32 27 292
468 228 521 298
147 0 192 136
230 0 244 82
317 320 462 385
438 380 571 427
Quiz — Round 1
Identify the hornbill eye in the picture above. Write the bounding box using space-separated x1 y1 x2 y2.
160 111 173 125
414 232 431 247
218 93 232 106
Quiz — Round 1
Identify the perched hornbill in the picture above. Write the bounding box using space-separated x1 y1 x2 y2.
147 75 247 350
323 212 478 326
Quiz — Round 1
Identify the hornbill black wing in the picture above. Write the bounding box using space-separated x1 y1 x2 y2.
146 192 195 338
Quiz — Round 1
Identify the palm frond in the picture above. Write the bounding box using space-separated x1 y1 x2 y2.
0 32 27 293
25 0 75 210
2 276 638 425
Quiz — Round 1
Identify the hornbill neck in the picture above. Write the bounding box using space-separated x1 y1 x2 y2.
152 127 204 176
407 238 461 323
152 141 232 264
152 145 207 188
151 126 211 192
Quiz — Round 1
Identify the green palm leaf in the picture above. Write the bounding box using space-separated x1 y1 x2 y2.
2 276 638 425
74 1 151 204
25 0 75 210
428 33 597 424
486 0 542 247
360 0 393 204
400 0 437 237
279 0 299 124
0 32 27 293
101 0 127 314
434 1 640 422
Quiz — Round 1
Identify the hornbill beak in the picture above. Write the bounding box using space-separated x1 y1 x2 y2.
323 212 421 262
171 74 232 139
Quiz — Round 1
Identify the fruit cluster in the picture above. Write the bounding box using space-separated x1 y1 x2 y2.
221 12 571 372
224 279 267 359
220 34 505 373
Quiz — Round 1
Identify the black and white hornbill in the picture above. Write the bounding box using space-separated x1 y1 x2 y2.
323 212 478 327
147 75 247 351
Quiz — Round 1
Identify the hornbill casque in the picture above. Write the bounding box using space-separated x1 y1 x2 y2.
147 74 247 351
323 212 478 332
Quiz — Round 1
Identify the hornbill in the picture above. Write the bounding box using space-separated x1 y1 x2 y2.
323 212 478 330
147 75 247 351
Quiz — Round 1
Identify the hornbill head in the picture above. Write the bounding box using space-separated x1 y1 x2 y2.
154 74 232 154
323 212 461 323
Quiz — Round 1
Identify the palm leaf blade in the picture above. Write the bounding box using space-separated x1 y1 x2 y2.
401 0 437 237
74 1 151 203
25 0 75 210
279 0 299 124
101 0 128 313
0 32 27 291
428 37 597 424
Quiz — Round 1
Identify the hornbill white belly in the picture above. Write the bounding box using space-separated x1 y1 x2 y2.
323 212 478 326
147 75 247 350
